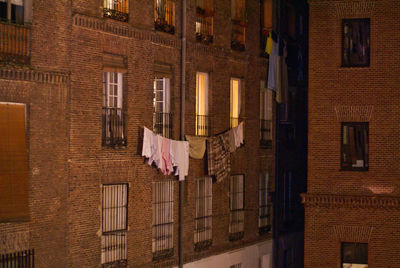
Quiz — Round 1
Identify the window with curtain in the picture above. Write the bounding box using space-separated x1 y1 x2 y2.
260 80 273 148
0 103 29 222
230 78 242 128
102 71 126 147
103 0 129 22
196 72 209 136
194 177 212 251
229 174 244 241
101 183 128 266
152 180 174 260
153 77 172 138
341 122 368 171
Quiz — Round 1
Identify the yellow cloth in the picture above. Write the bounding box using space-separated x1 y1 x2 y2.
265 33 273 55
185 135 207 159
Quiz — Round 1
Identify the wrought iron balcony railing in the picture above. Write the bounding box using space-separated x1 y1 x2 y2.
154 0 175 34
195 15 213 44
153 112 172 138
0 249 34 268
260 119 272 148
103 0 129 22
0 22 30 64
102 107 127 147
196 114 210 137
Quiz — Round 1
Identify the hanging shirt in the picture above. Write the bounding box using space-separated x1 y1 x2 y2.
161 137 173 175
171 140 189 181
233 122 244 148
142 127 154 159
267 39 279 93
185 135 207 159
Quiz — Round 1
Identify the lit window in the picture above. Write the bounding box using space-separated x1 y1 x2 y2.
341 122 368 171
101 184 128 266
154 0 175 34
103 0 129 22
195 0 214 43
196 72 209 136
152 180 174 260
230 78 242 128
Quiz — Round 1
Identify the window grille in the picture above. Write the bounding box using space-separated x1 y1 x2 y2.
153 78 172 138
101 183 128 265
154 0 175 34
102 72 127 147
195 72 209 136
152 180 174 260
103 0 129 22
229 174 244 241
194 177 212 251
0 249 34 267
259 172 271 234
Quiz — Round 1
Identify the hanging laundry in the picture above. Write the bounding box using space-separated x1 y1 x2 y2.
229 128 236 153
185 135 207 159
207 131 231 183
142 127 154 159
233 122 244 148
171 140 189 181
265 32 273 55
267 38 280 94
161 136 173 175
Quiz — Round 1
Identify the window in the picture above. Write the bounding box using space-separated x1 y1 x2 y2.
341 243 368 268
259 172 271 234
101 184 128 266
154 0 175 34
341 122 368 171
342 19 370 67
0 249 34 267
152 180 174 260
153 77 172 138
229 174 244 241
195 0 214 43
0 103 29 222
194 177 212 251
196 72 209 136
0 0 24 24
103 0 129 22
260 0 273 55
260 81 273 148
102 72 127 147
230 78 243 128
231 0 246 51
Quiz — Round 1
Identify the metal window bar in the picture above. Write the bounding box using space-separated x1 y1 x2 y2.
0 22 30 63
260 119 272 147
259 173 271 234
103 0 129 22
102 107 127 147
0 249 34 268
152 181 174 260
101 184 128 265
194 177 212 250
229 175 244 241
153 112 172 138
195 115 209 136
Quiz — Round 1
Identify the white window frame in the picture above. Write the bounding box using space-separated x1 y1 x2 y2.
194 177 212 247
103 72 123 109
101 183 128 265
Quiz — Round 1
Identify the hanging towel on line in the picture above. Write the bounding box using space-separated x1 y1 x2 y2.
185 135 207 159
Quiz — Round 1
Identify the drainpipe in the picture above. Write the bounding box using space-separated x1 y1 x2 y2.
178 0 186 267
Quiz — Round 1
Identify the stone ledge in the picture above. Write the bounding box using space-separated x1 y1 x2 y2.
301 193 400 209
0 68 69 84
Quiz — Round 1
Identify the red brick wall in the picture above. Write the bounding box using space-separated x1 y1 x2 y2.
306 0 400 267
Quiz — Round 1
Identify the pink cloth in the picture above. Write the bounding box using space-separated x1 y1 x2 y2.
161 136 173 175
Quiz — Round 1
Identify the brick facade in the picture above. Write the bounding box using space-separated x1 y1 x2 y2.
304 0 400 267
0 0 274 267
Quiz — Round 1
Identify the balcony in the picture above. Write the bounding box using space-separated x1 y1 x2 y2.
153 112 172 138
231 20 246 51
102 107 127 147
196 114 210 136
103 0 129 22
260 119 272 148
154 0 175 34
195 4 213 44
0 22 30 64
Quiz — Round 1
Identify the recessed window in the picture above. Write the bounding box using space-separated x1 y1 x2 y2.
260 81 273 148
342 18 370 67
341 243 368 268
103 0 129 22
230 78 243 128
341 122 368 171
0 0 24 24
154 0 175 34
194 177 212 251
259 172 271 234
196 72 209 136
153 77 172 138
229 174 245 241
195 0 214 44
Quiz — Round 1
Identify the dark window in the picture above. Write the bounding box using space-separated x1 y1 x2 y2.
0 0 24 24
194 177 212 251
341 122 368 171
341 243 368 268
154 0 175 34
0 249 34 267
259 172 271 234
229 174 245 241
342 19 370 67
103 0 129 22
101 183 128 266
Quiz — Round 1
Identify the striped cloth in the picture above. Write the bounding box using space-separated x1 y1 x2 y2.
207 131 231 183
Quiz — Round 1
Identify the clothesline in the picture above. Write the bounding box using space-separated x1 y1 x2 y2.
141 122 244 183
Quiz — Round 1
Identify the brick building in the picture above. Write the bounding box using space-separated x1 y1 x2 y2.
0 0 276 267
304 0 400 267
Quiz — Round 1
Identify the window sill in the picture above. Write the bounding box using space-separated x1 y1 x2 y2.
152 248 174 261
229 232 244 242
154 21 175 34
340 167 369 172
194 239 212 252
